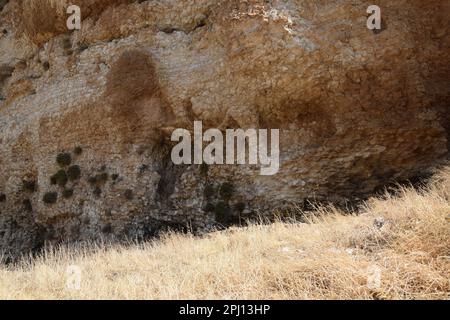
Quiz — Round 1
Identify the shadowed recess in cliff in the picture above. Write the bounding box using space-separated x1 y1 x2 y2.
104 49 175 145
156 151 186 207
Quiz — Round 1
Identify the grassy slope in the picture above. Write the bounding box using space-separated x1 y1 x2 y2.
0 167 449 300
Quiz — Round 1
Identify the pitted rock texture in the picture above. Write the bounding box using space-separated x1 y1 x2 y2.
0 0 449 259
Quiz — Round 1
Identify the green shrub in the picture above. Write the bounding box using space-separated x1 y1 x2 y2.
215 201 231 223
124 189 133 200
0 193 5 202
51 170 68 187
43 192 58 204
67 165 81 181
73 146 83 155
62 188 74 199
22 180 36 192
219 182 234 201
56 152 71 167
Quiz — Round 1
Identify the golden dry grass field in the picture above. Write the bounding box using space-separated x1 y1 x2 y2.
0 167 449 300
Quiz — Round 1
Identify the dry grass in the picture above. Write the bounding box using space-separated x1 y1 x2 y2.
1 167 449 300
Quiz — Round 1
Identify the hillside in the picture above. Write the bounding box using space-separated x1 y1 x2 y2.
0 0 449 259
1 166 449 300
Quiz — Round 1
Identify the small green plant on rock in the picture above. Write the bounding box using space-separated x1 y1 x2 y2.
22 179 36 192
62 188 74 199
67 165 81 181
51 170 68 187
43 192 58 204
56 152 71 167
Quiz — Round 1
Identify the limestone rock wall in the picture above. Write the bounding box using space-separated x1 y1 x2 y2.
0 0 449 259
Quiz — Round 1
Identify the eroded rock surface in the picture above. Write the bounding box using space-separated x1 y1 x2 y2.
0 0 449 259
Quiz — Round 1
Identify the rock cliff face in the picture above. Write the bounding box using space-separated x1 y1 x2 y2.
0 0 449 259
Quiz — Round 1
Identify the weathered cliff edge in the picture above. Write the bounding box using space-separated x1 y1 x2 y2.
0 0 449 259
